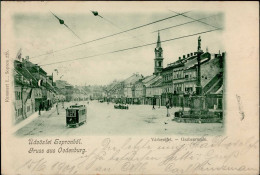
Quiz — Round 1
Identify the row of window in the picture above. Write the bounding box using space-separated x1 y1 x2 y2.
174 84 183 92
185 87 193 92
27 106 30 112
165 87 173 93
16 104 34 117
67 109 86 117
15 91 22 100
16 108 22 117
173 71 183 79
184 72 196 79
67 110 76 117
163 73 173 81
169 70 199 80
80 109 86 115
173 83 196 93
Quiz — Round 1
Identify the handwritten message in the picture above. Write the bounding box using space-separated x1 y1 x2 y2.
16 136 258 174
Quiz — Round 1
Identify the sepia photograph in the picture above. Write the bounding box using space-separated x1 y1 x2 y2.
1 1 259 175
12 6 224 136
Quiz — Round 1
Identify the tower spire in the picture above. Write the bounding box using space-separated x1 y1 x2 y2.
154 31 163 75
156 31 161 48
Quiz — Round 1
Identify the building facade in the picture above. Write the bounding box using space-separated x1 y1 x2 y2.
14 57 58 124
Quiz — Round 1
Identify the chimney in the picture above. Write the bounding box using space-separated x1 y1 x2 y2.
183 55 185 59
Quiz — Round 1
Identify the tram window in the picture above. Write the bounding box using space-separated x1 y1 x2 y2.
69 111 75 117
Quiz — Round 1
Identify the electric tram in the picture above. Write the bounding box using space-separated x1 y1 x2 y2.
66 104 87 127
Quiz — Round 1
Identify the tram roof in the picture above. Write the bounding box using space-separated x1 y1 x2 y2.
68 104 86 109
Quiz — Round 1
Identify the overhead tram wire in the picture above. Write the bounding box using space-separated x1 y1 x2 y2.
31 11 189 59
151 14 220 33
39 28 222 67
91 10 145 43
168 10 220 29
35 14 220 65
50 10 83 42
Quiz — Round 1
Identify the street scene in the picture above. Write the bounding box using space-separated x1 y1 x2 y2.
12 8 225 136
15 101 223 136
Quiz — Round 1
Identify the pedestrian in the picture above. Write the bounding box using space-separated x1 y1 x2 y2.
56 103 59 115
39 102 42 116
152 98 156 110
44 102 47 111
166 100 170 110
166 100 170 117
62 100 64 109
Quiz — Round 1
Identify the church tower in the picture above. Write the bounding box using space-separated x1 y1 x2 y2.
154 31 164 75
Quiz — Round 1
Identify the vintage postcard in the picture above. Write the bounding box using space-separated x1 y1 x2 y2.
1 1 259 175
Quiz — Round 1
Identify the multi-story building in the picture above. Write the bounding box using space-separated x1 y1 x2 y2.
14 60 37 123
133 75 160 104
123 73 143 104
161 62 184 106
145 76 163 106
144 75 162 105
22 56 52 111
170 49 224 108
14 56 59 123
132 79 145 104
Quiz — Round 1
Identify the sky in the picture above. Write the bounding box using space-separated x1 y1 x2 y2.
12 2 224 86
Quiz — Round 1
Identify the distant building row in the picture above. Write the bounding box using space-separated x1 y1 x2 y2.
105 33 224 109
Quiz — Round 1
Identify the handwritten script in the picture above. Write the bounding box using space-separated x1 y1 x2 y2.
16 136 258 174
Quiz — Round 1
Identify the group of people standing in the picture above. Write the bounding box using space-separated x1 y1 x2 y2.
38 100 65 116
38 100 52 115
